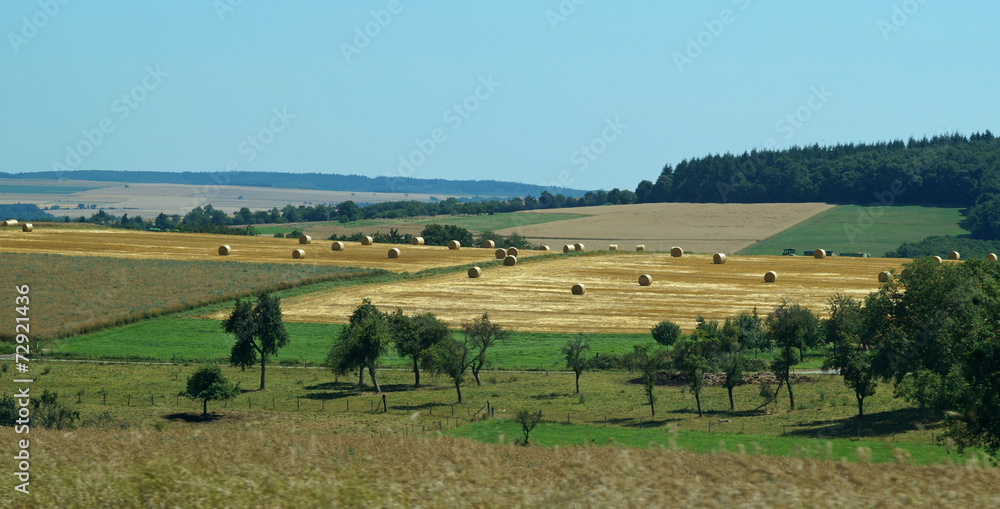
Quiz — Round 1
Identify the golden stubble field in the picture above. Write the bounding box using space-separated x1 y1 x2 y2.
496 202 835 254
263 252 909 333
0 225 531 273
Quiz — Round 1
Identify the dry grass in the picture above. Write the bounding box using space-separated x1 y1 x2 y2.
265 252 906 333
497 202 835 254
0 226 538 273
3 425 996 508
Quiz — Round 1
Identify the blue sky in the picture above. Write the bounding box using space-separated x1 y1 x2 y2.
2 1 997 192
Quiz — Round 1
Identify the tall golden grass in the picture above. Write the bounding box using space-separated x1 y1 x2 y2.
4 426 997 508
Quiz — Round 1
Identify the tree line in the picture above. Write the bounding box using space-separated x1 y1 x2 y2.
635 132 1000 240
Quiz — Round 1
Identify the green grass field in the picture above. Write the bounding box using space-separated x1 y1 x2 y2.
449 420 978 466
738 205 968 257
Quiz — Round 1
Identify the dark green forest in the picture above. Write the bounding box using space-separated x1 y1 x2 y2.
635 132 1000 239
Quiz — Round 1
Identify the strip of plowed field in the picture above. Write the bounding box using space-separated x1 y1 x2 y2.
261 252 909 333
0 225 538 272
496 202 835 254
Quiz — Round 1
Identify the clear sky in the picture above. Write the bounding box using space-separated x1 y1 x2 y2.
2 1 997 192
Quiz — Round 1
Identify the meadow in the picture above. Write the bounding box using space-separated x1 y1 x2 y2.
259 211 588 237
738 205 968 256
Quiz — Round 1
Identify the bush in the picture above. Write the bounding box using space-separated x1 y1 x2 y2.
419 224 474 247
885 235 1000 258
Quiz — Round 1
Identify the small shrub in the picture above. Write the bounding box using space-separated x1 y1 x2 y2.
516 409 543 446
42 365 52 375
1 362 8 373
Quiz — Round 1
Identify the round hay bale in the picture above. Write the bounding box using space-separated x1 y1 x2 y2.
878 271 892 283
813 249 826 259
388 248 401 259
410 236 424 246
361 236 374 246
331 241 345 251
503 255 517 266
609 244 619 251
467 266 482 278
948 251 960 260
670 246 683 257
21 223 33 232
563 244 575 253
987 253 998 262
494 248 507 259
539 245 550 251
713 253 726 264
571 283 586 295
638 274 653 286
764 271 777 283
2 219 17 227
933 256 942 263
298 235 312 244
636 245 646 252
481 240 496 249
574 243 585 252
506 247 519 257
448 240 461 250
218 245 231 256
292 249 306 259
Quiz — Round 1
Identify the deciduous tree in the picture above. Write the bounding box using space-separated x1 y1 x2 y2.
222 293 290 391
182 364 240 415
561 334 591 394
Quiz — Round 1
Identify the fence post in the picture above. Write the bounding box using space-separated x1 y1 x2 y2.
322 400 325 411
151 394 154 406
127 395 131 406
297 397 300 410
248 397 251 410
382 394 387 412
346 399 349 412
103 394 106 405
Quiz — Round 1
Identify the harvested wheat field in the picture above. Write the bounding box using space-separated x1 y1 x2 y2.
5 428 997 508
271 252 907 333
0 226 540 272
496 202 834 254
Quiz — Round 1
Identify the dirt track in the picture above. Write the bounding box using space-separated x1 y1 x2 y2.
496 202 834 254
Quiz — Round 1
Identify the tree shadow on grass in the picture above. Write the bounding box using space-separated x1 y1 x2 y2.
786 407 945 439
162 412 227 423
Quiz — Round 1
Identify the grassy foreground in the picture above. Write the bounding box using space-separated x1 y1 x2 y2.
739 205 967 256
3 425 998 508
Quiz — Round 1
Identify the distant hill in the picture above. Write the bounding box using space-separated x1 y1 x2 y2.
0 171 587 199
0 203 56 221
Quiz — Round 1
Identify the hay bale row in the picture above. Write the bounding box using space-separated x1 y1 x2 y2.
494 248 507 259
636 245 645 252
670 246 683 257
988 253 998 262
503 255 517 266
481 240 495 249
467 266 482 278
411 236 425 246
713 253 726 264
764 271 777 283
878 271 892 283
506 247 519 257
292 249 306 259
218 245 231 256
299 235 312 245
388 248 401 259
638 274 652 286
609 244 618 251
361 236 374 246
448 240 461 250
563 244 575 253
814 249 826 259
21 223 32 232
571 283 586 295
948 251 960 260
331 241 345 251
